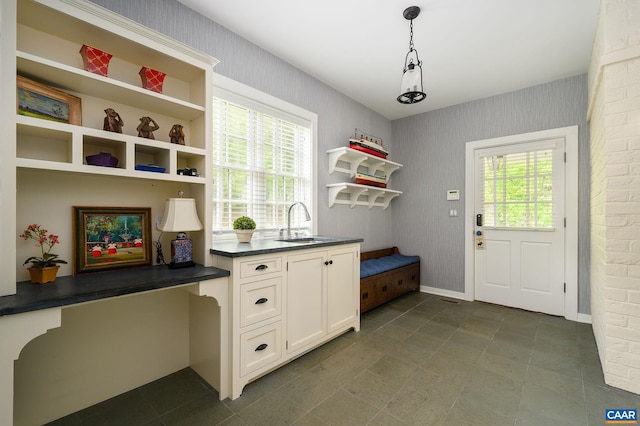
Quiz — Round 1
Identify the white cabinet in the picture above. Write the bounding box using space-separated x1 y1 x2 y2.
3 0 218 292
286 245 359 355
286 250 327 353
326 247 359 332
326 147 403 209
211 243 360 399
212 252 287 399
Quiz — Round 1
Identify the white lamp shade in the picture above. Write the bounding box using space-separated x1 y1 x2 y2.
159 198 203 232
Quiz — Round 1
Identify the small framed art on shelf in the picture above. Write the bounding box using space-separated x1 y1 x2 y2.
17 75 82 125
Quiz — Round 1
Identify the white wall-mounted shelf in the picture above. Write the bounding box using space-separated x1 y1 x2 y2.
326 146 403 209
326 183 402 210
327 147 402 181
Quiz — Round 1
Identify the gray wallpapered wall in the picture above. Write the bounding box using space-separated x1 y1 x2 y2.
392 75 591 313
91 0 591 314
89 0 396 252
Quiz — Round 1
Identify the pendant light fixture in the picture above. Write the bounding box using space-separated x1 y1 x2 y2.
397 6 426 104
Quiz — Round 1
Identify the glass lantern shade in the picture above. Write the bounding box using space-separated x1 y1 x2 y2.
398 59 426 104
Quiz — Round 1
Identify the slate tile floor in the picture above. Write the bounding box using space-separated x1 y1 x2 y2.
49 292 640 425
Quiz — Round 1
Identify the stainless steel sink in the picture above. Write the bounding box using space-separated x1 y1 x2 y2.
276 236 340 244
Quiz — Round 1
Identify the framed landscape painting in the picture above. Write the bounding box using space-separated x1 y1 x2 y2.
17 75 82 125
73 206 152 274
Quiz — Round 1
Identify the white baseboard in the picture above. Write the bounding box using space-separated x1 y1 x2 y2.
420 285 466 301
421 286 593 325
576 313 592 324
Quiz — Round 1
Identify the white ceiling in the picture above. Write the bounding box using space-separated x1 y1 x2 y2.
176 0 600 120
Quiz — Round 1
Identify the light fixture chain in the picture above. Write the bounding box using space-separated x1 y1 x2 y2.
409 19 414 52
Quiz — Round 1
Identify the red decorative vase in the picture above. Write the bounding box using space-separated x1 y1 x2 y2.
139 67 166 93
79 45 113 77
27 266 60 284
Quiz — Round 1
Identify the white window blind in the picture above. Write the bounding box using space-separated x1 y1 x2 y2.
479 143 557 230
212 90 313 236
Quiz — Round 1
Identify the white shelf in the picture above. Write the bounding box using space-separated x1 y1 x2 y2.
326 147 402 181
17 52 205 121
326 183 402 210
16 116 207 180
326 146 403 209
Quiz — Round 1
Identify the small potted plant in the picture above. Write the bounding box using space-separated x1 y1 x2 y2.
20 224 68 283
233 216 256 243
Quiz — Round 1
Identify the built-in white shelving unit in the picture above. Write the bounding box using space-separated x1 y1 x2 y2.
2 0 219 294
326 146 403 209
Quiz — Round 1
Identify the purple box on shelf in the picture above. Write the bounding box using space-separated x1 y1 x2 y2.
86 152 118 167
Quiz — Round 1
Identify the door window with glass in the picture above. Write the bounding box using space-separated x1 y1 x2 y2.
479 140 560 230
212 87 315 239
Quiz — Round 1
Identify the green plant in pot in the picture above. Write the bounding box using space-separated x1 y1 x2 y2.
20 223 68 283
233 216 256 243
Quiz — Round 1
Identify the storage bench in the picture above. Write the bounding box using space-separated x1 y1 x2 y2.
360 247 420 313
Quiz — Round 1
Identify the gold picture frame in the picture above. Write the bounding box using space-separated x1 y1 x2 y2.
17 75 82 125
72 206 152 275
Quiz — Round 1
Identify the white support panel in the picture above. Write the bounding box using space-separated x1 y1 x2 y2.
326 183 402 209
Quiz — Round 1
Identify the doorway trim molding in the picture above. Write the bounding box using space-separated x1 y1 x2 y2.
464 126 579 321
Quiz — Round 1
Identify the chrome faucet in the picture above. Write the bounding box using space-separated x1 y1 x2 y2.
283 202 311 238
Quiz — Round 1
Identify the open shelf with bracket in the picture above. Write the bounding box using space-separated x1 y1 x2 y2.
326 146 403 209
327 147 402 181
326 183 402 210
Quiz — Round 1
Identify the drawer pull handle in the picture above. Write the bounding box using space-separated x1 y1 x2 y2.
255 343 268 351
255 264 268 271
255 297 268 305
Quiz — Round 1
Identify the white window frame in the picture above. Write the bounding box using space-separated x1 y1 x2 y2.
212 73 318 241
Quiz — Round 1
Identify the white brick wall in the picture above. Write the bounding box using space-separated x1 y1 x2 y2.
589 0 640 395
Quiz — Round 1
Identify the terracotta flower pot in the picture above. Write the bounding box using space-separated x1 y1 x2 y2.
27 265 60 284
234 230 254 243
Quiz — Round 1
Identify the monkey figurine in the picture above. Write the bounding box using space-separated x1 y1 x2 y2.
103 108 124 133
136 116 159 139
169 124 185 145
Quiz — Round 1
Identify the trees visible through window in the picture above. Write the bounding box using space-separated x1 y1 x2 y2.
480 149 554 229
212 91 314 237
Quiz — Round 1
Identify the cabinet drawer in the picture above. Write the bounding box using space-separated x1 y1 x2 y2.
239 257 282 279
240 277 282 327
240 321 282 377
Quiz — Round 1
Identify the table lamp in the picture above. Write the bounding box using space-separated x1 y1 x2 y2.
159 197 203 268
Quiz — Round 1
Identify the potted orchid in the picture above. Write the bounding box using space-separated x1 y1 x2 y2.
20 224 67 283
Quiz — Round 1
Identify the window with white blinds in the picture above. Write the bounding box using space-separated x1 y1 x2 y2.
212 87 314 237
479 146 556 229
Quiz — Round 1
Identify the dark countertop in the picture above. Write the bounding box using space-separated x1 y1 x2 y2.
209 236 363 258
0 264 229 317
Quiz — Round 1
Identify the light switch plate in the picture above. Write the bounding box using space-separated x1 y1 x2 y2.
447 190 460 201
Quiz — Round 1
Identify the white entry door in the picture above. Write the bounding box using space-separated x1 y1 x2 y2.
474 138 565 316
